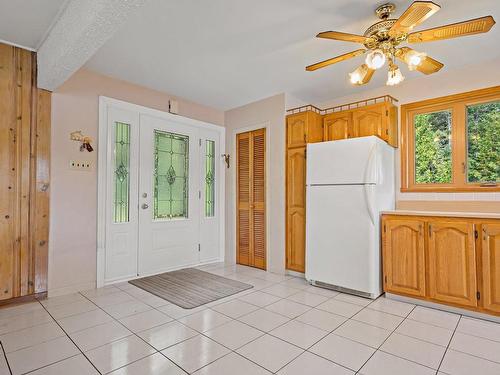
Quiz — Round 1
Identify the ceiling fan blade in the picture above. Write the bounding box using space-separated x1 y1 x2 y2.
408 15 496 43
389 1 440 36
358 66 375 85
316 31 368 44
396 47 444 74
306 49 366 71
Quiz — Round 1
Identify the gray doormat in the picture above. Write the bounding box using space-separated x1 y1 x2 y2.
129 268 253 309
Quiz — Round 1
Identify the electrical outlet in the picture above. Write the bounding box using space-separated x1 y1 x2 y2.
69 160 92 171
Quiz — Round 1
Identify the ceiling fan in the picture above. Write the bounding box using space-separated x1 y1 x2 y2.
306 1 495 86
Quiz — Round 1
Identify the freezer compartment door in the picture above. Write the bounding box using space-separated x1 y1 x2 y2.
305 184 381 297
307 136 380 185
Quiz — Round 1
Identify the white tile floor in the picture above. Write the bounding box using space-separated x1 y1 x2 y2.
1 263 500 374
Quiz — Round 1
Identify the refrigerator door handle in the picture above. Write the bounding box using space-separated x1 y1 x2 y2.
363 184 376 226
363 143 378 184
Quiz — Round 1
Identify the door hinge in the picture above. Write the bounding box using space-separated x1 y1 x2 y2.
304 149 307 159
385 110 389 116
477 291 481 300
199 190 201 199
198 244 201 252
384 275 387 283
474 230 478 239
199 138 202 146
429 225 432 237
383 224 386 233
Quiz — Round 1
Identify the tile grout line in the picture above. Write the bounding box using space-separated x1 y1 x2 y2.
354 303 418 374
436 314 461 374
77 291 191 375
0 340 13 375
37 300 103 375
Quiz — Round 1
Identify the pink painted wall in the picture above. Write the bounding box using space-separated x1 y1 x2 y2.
49 68 224 295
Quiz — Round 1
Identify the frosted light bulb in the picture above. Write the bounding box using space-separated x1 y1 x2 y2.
349 71 362 84
386 65 405 86
365 49 386 70
405 50 427 71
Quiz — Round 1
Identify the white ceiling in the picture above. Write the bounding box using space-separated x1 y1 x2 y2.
0 0 67 49
1 0 499 110
84 0 500 110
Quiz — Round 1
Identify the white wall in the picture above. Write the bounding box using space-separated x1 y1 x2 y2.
49 69 224 296
314 58 500 202
224 93 286 274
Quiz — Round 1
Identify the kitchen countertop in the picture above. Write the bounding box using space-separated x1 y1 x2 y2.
381 210 500 219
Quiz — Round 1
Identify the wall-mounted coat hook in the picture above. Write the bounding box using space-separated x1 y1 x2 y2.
221 153 230 169
70 130 94 152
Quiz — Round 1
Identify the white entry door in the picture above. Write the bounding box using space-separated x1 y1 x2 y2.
138 114 201 275
100 100 223 284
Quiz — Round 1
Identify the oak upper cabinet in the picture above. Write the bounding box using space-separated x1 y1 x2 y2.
352 103 385 138
428 220 477 307
482 224 500 313
382 218 426 297
286 111 323 148
323 102 398 146
285 110 323 273
286 147 306 272
323 111 352 141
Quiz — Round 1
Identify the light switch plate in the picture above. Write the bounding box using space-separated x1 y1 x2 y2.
69 160 92 171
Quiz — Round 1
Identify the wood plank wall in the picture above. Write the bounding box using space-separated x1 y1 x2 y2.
0 43 50 301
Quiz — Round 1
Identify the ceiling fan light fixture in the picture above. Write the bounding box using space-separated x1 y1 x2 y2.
349 64 370 85
365 49 386 69
386 64 405 86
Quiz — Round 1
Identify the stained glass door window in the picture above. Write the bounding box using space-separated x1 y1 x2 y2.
113 122 130 223
153 130 189 219
205 140 215 217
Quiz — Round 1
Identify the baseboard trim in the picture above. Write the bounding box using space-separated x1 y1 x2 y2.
0 292 48 307
386 293 500 324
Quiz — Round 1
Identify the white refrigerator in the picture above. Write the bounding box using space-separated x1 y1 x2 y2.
305 136 395 299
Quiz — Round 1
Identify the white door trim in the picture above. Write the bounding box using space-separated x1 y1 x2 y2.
231 122 271 270
97 96 225 287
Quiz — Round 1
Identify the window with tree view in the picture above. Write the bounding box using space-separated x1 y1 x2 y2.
402 87 500 191
414 110 452 184
467 101 500 183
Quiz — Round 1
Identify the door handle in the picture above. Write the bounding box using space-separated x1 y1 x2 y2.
141 203 149 209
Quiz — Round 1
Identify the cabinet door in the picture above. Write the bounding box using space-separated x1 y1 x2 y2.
383 218 426 297
286 147 306 272
428 221 477 307
352 104 386 139
323 112 352 141
482 224 500 313
286 113 307 148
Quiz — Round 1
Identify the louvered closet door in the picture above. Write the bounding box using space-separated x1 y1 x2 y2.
237 129 266 269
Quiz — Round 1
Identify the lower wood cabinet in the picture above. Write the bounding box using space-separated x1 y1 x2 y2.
427 221 477 307
382 214 500 316
383 218 426 297
482 224 500 313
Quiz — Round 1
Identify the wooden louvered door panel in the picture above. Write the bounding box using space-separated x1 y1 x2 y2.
236 129 266 270
237 132 251 266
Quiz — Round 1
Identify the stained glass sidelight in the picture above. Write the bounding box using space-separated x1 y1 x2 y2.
205 140 215 217
113 122 131 223
154 130 189 219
